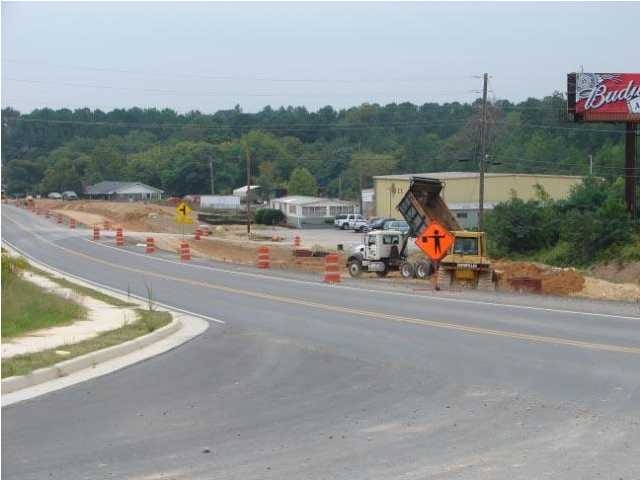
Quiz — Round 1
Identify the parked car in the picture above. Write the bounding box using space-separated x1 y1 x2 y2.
334 214 348 228
364 217 395 232
335 213 364 230
62 190 78 200
47 192 63 200
348 214 367 231
383 220 410 234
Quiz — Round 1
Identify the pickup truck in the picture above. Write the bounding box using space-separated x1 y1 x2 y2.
349 215 368 231
335 213 365 230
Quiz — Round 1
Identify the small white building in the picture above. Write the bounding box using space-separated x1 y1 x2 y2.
232 185 261 199
200 195 241 210
85 181 163 201
448 202 496 230
270 196 359 228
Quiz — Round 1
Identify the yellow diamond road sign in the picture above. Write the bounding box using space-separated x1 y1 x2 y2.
175 202 193 224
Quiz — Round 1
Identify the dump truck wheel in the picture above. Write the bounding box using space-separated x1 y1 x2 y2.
399 261 414 279
348 260 363 277
415 261 433 279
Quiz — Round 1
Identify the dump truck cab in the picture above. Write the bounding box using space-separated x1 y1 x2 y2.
347 230 411 278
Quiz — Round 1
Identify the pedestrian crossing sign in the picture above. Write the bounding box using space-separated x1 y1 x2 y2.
415 221 454 261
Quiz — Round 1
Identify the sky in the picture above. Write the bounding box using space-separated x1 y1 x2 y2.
2 1 639 114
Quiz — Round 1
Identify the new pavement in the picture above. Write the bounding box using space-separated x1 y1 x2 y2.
2 205 639 479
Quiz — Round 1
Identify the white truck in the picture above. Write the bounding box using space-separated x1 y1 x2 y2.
335 213 364 230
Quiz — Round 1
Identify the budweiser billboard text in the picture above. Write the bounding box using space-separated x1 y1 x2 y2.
568 73 640 123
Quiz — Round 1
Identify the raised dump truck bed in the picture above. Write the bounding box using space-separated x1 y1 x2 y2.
396 177 460 235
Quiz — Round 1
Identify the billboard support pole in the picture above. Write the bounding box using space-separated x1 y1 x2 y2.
625 122 637 219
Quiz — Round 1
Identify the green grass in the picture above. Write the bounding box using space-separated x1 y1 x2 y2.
2 309 171 378
24 264 136 308
1 276 87 338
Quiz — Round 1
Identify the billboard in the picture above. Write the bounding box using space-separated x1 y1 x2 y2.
567 73 640 122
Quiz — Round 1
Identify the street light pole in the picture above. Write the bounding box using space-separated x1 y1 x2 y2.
245 147 252 237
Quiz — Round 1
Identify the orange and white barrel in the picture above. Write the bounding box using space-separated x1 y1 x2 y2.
146 237 156 254
257 246 270 269
92 226 100 240
179 242 191 261
323 253 341 283
116 227 124 246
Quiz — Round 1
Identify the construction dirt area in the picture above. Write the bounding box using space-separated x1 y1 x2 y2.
36 199 640 303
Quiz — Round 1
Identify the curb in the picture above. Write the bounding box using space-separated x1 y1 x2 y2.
1 239 215 402
1 318 181 394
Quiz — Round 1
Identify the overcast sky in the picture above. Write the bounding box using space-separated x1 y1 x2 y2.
2 2 639 114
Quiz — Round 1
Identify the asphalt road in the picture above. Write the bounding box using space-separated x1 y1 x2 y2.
2 204 640 480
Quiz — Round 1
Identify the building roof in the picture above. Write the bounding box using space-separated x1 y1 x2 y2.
85 181 163 195
232 185 261 195
272 195 357 206
373 171 585 181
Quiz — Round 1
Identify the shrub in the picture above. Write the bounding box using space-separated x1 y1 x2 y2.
255 208 285 225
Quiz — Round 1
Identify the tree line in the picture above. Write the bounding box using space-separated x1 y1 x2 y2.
1 94 633 199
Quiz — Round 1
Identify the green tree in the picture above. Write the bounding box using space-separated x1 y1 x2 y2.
288 167 318 196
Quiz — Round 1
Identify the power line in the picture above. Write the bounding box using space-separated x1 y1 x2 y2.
3 77 478 99
2 59 486 85
2 117 472 131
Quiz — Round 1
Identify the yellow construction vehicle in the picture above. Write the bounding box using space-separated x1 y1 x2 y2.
397 176 495 290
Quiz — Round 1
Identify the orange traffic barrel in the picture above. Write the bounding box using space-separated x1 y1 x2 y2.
323 253 341 283
146 237 156 254
57 214 63 224
201 225 210 236
92 226 100 241
194 228 202 240
69 218 76 229
293 235 301 248
116 227 124 246
257 246 270 269
179 242 191 261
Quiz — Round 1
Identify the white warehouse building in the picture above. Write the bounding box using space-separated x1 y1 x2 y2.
269 196 359 228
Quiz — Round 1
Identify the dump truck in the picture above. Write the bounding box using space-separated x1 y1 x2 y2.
396 176 495 290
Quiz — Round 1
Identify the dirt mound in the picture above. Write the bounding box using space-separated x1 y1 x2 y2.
35 200 184 233
493 260 585 295
589 261 640 286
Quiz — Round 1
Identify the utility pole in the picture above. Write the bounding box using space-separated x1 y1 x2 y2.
245 147 252 237
588 154 593 175
209 157 215 195
358 142 363 215
478 72 488 232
